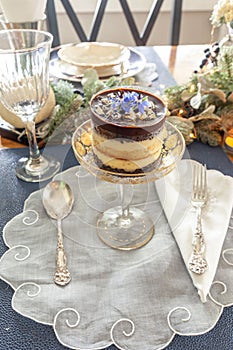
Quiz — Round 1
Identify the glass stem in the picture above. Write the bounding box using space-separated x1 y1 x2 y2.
120 183 134 218
25 120 41 164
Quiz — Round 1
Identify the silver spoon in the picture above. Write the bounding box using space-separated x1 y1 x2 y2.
42 180 74 286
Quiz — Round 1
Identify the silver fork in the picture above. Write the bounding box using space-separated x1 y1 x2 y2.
188 163 208 274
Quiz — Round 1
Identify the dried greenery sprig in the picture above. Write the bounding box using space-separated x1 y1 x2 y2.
46 80 83 138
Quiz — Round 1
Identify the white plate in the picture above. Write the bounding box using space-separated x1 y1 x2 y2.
57 42 130 68
50 45 146 83
57 59 130 78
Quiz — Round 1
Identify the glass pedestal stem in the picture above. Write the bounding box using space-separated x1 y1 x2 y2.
15 117 60 182
26 119 41 163
120 183 133 219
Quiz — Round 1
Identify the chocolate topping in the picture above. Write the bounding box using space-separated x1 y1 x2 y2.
90 87 166 138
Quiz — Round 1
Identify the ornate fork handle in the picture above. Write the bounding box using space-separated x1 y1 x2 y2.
188 206 208 275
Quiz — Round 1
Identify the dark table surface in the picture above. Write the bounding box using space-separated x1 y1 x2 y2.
0 46 233 350
0 141 233 350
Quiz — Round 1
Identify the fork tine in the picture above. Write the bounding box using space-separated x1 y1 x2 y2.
200 164 207 200
198 164 202 198
193 164 197 196
199 164 203 198
192 163 207 200
203 164 207 197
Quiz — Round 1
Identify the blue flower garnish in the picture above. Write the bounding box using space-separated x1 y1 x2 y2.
138 97 151 114
111 91 151 115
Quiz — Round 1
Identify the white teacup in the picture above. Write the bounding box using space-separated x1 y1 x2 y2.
0 0 47 22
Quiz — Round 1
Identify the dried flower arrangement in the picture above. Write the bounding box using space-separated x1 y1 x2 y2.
210 0 233 28
164 41 233 147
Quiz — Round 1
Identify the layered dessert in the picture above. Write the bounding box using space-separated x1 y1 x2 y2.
90 87 166 173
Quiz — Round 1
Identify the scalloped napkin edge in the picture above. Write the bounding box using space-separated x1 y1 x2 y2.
155 159 233 303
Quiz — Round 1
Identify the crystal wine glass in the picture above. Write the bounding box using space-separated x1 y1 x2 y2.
0 29 60 182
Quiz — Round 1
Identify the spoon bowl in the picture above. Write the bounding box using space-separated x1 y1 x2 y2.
43 180 74 286
43 180 74 219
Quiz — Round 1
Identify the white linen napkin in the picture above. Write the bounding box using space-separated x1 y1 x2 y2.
155 159 233 303
135 63 159 83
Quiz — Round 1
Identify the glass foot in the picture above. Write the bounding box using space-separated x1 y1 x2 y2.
97 206 154 250
16 155 60 182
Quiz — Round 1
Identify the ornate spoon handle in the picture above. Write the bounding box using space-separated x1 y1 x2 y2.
54 218 71 286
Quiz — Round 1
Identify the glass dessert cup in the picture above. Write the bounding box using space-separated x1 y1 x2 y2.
72 119 185 250
0 29 60 182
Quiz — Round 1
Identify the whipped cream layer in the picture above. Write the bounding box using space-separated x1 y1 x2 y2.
92 131 163 160
93 147 162 172
92 130 163 172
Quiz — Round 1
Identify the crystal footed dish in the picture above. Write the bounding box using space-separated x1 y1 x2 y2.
72 119 185 184
72 118 185 250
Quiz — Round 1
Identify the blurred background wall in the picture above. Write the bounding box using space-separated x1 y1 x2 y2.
44 0 222 46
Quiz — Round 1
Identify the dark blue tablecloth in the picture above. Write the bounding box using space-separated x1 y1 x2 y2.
0 46 233 349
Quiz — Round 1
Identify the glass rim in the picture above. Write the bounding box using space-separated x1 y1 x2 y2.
0 29 53 53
